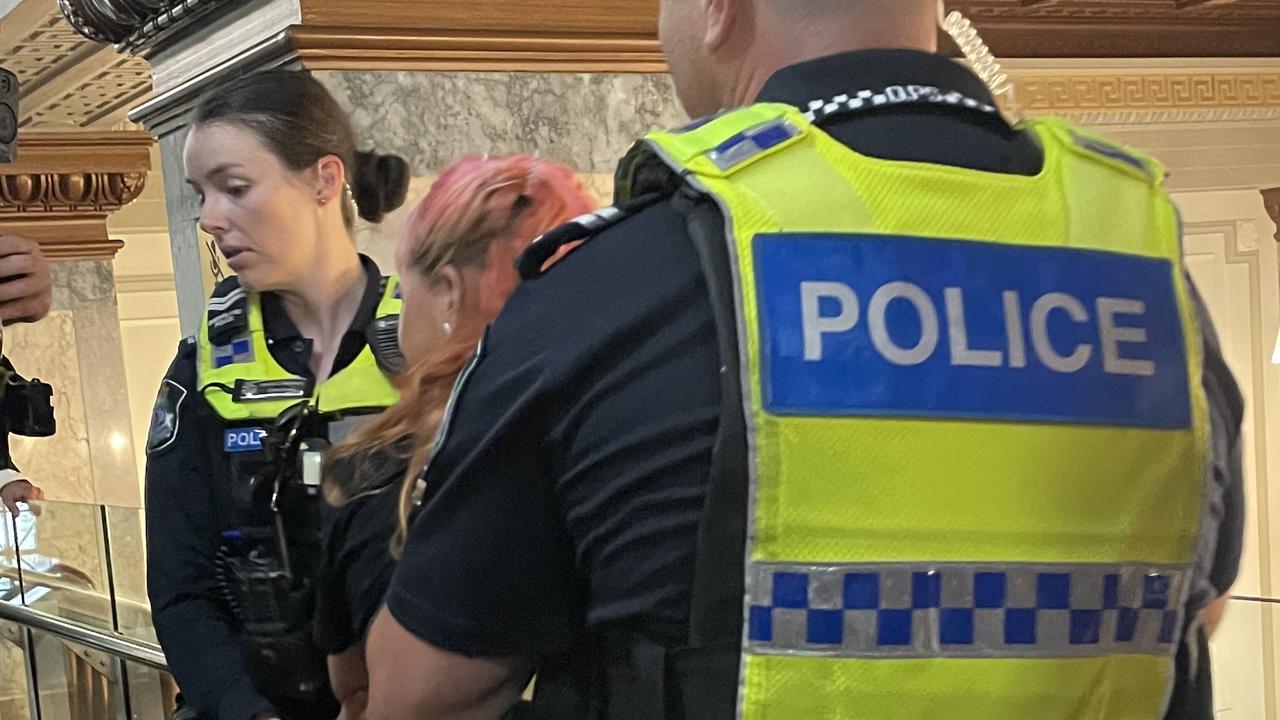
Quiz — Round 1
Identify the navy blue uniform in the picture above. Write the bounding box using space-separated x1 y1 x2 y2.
145 257 385 720
386 50 1244 715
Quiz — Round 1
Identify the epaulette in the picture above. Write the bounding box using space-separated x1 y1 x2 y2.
517 193 668 280
206 275 248 345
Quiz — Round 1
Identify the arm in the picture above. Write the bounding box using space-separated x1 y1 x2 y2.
1186 280 1245 635
328 646 369 720
1192 284 1245 598
365 610 530 720
145 340 276 720
0 235 51 324
1201 594 1230 638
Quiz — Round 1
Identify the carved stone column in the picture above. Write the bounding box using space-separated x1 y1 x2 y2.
0 131 151 259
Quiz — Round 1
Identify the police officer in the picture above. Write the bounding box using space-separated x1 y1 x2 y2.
364 1 1244 719
145 70 409 720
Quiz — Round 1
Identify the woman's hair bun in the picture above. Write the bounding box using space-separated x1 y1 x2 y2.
352 150 411 224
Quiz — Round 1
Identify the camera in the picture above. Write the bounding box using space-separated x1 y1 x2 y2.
0 66 17 163
2 372 55 438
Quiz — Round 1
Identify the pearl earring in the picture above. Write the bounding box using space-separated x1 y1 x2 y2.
442 321 453 334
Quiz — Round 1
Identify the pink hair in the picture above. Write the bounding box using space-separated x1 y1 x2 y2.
325 154 596 554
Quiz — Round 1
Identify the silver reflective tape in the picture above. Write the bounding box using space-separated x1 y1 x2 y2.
207 287 246 311
745 562 1189 659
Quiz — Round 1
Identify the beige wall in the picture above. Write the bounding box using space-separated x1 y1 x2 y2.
108 147 181 501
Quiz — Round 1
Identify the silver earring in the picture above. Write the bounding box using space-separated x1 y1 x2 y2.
442 321 453 334
319 198 328 206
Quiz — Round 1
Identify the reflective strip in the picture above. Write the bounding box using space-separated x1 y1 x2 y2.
707 119 802 172
746 563 1188 659
207 287 246 312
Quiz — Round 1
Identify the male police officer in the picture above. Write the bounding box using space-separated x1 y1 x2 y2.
365 1 1244 719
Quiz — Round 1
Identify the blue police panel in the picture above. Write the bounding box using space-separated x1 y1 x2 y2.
754 233 1191 428
223 427 267 453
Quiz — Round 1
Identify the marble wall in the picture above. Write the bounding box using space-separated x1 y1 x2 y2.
5 261 139 508
315 71 685 270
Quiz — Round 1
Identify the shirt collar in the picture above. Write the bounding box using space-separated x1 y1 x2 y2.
756 49 1000 114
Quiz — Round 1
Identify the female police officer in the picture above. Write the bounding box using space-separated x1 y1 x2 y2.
144 70 409 720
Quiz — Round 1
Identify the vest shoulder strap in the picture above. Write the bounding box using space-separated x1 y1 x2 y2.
640 103 802 175
1029 116 1166 188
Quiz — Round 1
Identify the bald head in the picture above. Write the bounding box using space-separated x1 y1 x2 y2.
659 0 939 118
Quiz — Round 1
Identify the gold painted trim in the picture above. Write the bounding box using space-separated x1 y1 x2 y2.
290 26 667 73
1014 70 1280 124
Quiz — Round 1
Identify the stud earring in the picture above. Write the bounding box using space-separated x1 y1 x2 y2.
319 198 328 206
442 321 453 334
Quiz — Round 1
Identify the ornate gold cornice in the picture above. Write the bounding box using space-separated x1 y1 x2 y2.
0 131 152 260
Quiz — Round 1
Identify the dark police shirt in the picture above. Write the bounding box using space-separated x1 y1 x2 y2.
386 49 1245 701
312 460 404 654
145 255 384 720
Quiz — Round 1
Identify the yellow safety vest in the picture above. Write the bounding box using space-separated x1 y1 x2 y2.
638 104 1209 719
197 277 401 421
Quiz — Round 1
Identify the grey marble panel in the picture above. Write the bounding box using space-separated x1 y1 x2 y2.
316 71 686 176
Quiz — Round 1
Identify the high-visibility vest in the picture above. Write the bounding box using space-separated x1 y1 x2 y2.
197 276 401 420
633 103 1210 720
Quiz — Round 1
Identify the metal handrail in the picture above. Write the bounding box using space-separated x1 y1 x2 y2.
1234 595 1280 605
0 564 96 594
0 601 168 669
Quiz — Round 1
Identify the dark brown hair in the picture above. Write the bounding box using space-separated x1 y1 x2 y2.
194 69 410 224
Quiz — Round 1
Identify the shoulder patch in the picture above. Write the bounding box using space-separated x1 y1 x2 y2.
146 379 187 455
206 278 249 345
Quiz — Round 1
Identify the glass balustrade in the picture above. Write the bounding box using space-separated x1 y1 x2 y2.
0 499 171 720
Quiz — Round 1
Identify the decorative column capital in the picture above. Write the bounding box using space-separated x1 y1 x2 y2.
0 131 152 260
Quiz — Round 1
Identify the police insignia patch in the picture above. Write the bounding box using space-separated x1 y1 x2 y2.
146 379 187 454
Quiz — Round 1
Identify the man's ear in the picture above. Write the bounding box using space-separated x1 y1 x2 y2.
703 0 741 51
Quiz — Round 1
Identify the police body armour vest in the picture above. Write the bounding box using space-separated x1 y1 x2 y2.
197 277 401 421
634 104 1210 720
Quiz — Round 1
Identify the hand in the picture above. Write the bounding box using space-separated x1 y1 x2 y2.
0 236 52 325
338 690 368 720
0 477 43 517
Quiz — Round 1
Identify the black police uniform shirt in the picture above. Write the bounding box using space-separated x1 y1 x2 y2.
145 254 386 720
385 49 1246 702
312 452 405 655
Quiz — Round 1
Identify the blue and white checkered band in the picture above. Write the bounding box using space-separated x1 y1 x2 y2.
212 337 254 369
801 85 999 125
746 563 1188 659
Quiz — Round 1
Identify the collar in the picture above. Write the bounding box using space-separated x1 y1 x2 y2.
756 49 1002 118
261 254 384 344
